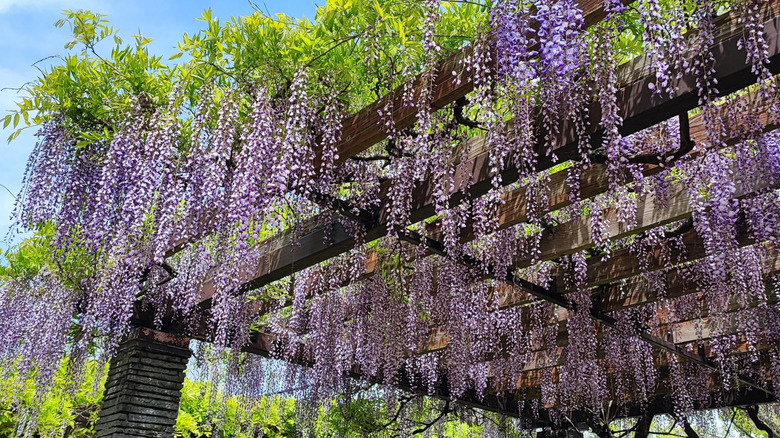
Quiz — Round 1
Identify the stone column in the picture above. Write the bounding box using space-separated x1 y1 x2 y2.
94 328 191 438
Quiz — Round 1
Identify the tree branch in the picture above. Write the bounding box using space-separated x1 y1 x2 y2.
682 420 700 438
410 400 452 435
744 405 775 438
453 97 483 130
633 414 654 438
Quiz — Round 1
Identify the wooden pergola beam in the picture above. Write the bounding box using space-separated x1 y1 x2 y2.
194 114 777 348
181 5 780 313
326 0 627 168
161 0 626 258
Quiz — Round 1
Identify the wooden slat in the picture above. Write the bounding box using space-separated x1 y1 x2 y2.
600 251 780 312
515 331 775 393
327 0 624 168
237 295 778 398
187 7 780 308
552 223 755 294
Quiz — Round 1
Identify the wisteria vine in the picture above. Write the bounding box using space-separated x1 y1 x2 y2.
3 0 780 435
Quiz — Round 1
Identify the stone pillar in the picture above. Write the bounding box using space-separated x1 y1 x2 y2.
94 328 191 438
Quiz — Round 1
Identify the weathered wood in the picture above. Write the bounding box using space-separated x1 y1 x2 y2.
326 0 626 168
515 332 775 395
552 223 754 294
181 6 780 316
599 251 780 313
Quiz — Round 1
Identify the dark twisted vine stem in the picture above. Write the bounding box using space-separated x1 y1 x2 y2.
724 408 738 437
350 127 417 166
349 154 392 164
453 97 483 130
662 217 694 239
137 261 178 294
155 261 178 286
682 420 699 438
587 417 615 438
743 405 775 438
410 400 453 435
612 416 644 438
332 392 415 434
377 394 415 432
633 216 695 246
633 414 653 438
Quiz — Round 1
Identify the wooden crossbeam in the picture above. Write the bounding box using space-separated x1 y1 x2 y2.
162 0 624 258
599 251 780 313
180 7 780 316
515 368 775 416
327 0 624 168
189 101 777 336
515 329 776 394
141 2 780 422
552 222 754 294
228 208 779 394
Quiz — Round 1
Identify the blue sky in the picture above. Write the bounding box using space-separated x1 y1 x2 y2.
0 0 318 248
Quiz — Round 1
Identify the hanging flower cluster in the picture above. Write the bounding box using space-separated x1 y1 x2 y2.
4 0 780 434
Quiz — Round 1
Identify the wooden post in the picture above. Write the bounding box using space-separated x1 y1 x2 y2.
94 328 191 438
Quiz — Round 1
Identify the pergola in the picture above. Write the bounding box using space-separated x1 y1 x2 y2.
35 1 780 436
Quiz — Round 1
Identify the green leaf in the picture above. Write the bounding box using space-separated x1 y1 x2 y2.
7 128 21 143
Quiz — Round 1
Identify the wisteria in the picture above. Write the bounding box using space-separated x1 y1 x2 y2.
3 0 780 435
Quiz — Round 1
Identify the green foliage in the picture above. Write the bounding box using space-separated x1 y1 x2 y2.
0 364 527 437
319 395 394 436
170 0 488 119
0 359 105 437
3 9 172 144
4 2 488 147
1 223 96 291
175 379 297 437
0 225 53 280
